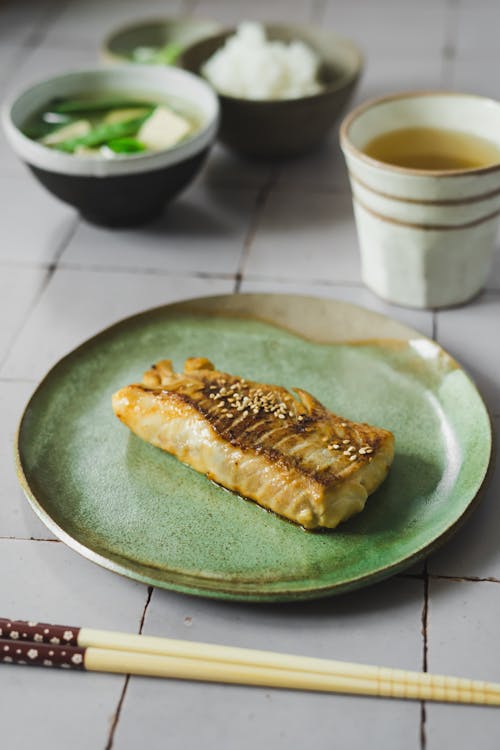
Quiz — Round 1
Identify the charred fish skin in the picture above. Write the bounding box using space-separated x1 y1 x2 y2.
112 357 395 530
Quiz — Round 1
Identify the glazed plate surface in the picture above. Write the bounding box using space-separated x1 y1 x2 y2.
17 294 492 601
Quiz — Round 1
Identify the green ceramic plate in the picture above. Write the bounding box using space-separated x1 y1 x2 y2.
16 294 492 601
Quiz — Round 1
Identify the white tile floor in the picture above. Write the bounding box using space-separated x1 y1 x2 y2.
1 0 500 747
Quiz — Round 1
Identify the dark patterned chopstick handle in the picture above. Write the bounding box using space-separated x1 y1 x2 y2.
0 639 86 669
0 618 80 646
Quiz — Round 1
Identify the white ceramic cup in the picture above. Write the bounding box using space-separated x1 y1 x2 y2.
340 92 500 308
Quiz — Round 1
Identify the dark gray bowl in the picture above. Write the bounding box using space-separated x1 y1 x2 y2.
179 24 363 159
2 66 219 227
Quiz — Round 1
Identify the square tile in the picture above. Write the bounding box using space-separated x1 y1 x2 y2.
352 54 445 106
244 190 362 282
427 416 499 580
323 0 448 58
200 143 274 189
487 241 500 291
435 292 500 413
276 128 350 192
425 578 500 748
455 5 500 57
0 0 58 46
240 278 434 337
0 381 54 540
0 268 233 381
0 174 77 266
0 538 147 750
2 45 98 99
113 577 423 750
450 57 500 99
60 185 257 275
0 265 47 366
192 0 315 25
42 0 184 49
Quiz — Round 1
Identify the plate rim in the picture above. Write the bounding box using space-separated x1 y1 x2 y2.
15 292 494 601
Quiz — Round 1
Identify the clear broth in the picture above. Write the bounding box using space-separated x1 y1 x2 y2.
363 127 500 171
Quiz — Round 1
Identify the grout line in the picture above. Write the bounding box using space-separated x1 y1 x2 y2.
429 573 500 584
235 171 278 291
105 586 153 750
431 312 438 341
56 262 237 280
441 0 459 87
420 562 429 750
0 536 60 542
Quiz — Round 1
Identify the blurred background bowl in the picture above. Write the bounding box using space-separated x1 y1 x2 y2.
179 24 363 159
2 65 219 227
101 17 222 66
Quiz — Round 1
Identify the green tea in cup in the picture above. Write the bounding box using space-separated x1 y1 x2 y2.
363 126 500 171
340 92 500 308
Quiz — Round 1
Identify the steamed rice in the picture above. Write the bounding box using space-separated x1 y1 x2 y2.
202 22 322 101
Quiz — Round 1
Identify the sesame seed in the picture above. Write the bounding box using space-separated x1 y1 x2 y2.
332 444 340 449
349 455 357 462
342 439 350 445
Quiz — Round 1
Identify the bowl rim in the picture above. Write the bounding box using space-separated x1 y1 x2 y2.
1 65 219 178
101 15 223 65
178 23 364 105
339 89 500 178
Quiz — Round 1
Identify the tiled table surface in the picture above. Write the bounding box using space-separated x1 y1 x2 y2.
1 0 500 747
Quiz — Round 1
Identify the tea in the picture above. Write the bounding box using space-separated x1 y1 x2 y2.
363 127 500 171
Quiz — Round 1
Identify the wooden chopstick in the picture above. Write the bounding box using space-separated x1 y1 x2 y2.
1 618 499 705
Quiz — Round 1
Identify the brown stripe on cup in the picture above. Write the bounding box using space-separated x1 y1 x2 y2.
353 195 500 231
0 640 86 669
348 169 500 206
0 618 80 646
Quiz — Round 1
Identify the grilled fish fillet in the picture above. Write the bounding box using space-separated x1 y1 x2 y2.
112 358 395 530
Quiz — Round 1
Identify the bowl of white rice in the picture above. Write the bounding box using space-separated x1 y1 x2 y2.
179 22 363 158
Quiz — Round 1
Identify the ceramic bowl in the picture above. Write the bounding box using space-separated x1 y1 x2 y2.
101 17 221 66
340 91 500 308
179 24 363 159
2 65 219 227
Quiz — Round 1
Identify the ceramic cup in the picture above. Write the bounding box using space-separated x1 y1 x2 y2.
340 92 500 308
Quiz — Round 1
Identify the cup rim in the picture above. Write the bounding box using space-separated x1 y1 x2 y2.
339 90 500 178
1 65 219 178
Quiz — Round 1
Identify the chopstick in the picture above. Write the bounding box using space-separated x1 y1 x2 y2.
1 618 499 705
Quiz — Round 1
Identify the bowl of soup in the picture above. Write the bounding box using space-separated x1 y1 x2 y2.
2 65 219 226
